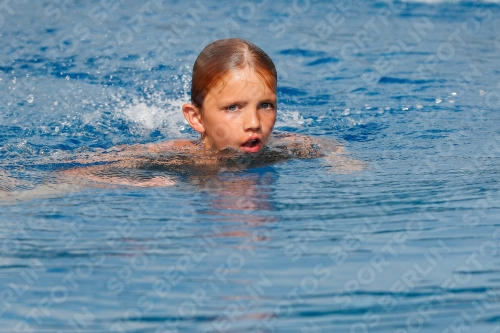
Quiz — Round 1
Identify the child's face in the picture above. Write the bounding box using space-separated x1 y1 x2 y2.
185 68 277 153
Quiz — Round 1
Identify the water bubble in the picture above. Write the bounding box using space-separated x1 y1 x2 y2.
479 90 486 95
65 75 70 80
436 98 442 104
27 94 34 103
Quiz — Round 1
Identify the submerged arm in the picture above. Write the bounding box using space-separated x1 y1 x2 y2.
61 164 175 188
56 140 195 188
273 133 365 173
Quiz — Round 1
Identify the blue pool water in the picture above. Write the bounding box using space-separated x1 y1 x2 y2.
2 0 500 332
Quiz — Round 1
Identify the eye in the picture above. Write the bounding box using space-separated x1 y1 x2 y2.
226 104 238 112
260 102 274 109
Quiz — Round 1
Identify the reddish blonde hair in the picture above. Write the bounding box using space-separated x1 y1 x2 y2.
191 38 277 109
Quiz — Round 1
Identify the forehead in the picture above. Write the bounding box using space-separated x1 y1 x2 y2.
210 67 276 96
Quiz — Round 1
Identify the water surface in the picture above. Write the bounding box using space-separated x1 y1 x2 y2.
1 0 500 332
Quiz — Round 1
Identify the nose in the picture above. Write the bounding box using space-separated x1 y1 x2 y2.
242 107 261 132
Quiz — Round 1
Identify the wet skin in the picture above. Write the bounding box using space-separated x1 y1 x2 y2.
182 67 277 153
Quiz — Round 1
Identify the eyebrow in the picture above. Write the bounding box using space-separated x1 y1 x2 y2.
218 98 276 106
218 100 247 107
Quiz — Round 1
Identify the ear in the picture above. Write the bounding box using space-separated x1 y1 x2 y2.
182 103 205 134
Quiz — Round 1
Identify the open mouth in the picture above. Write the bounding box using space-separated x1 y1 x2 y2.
240 138 262 152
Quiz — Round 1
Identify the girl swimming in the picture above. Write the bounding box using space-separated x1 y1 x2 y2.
22 38 361 190
183 37 278 153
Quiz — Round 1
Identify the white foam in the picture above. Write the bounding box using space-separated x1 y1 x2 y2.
82 93 189 138
97 86 189 138
121 97 188 136
275 110 312 129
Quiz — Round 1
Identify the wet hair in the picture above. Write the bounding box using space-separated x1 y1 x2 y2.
191 38 277 110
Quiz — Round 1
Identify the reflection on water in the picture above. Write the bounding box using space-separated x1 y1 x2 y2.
194 170 278 227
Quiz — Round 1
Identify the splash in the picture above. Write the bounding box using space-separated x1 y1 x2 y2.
119 95 189 136
81 79 191 140
275 110 312 129
114 75 192 137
